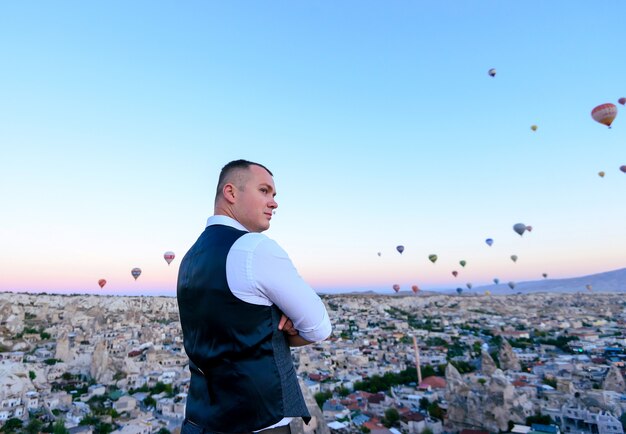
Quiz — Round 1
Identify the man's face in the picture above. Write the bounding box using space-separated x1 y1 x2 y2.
234 165 278 233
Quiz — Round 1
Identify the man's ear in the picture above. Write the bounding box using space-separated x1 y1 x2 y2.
223 183 236 204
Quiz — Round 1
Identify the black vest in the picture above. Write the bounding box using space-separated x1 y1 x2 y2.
177 224 311 432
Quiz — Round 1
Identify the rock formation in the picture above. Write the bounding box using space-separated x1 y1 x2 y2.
290 377 330 434
0 301 25 334
0 362 29 401
556 378 576 394
37 303 49 321
481 351 498 375
445 363 534 432
499 339 521 371
55 333 71 362
91 339 113 383
602 364 626 393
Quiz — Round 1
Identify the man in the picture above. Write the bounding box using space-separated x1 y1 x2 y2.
177 159 332 434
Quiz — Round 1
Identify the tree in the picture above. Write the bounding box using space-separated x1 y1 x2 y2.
143 396 156 409
96 423 114 434
419 397 429 410
427 402 444 420
420 365 436 379
52 420 69 434
29 370 36 380
25 419 44 434
472 342 483 357
383 408 400 427
450 360 475 374
157 429 171 434
314 391 332 409
335 386 350 397
525 413 552 426
80 416 100 426
0 418 23 433
422 429 433 434
151 382 173 396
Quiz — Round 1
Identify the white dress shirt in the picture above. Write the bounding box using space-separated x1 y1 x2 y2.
206 215 332 343
205 215 332 431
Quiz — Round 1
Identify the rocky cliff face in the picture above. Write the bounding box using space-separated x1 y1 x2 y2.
499 339 521 371
445 363 535 432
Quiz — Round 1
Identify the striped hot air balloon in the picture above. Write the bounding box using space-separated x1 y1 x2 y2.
591 103 618 128
164 251 175 265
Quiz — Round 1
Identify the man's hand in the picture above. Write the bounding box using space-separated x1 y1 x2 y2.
279 313 314 347
278 314 299 336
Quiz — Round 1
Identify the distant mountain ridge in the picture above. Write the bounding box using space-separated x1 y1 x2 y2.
320 267 626 296
455 267 626 295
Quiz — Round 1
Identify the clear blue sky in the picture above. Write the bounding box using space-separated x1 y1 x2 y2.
1 1 625 295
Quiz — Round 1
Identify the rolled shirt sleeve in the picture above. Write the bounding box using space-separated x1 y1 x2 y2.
251 237 332 343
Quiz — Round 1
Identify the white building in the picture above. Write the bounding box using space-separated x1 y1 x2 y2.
546 405 624 434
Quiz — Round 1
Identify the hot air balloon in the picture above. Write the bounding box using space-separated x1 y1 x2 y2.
456 287 463 295
393 284 400 293
530 125 538 132
621 165 626 173
619 97 626 106
98 279 107 289
508 281 516 289
598 171 605 178
526 225 533 232
396 245 404 254
131 267 142 281
591 103 618 128
485 238 494 247
411 285 419 294
488 68 496 77
493 278 500 285
485 290 491 296
164 251 175 265
428 254 438 264
586 284 592 291
513 223 526 236
377 252 382 257
452 270 458 278
459 260 467 268
466 283 472 290
510 255 518 263
542 273 548 279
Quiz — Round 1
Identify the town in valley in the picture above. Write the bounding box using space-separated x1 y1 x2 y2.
2 290 626 434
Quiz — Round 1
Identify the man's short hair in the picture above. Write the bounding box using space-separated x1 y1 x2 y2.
215 159 273 203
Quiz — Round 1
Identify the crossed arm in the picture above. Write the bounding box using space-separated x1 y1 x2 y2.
251 238 332 346
278 314 314 347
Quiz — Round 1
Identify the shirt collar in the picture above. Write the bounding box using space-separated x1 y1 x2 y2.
206 215 249 232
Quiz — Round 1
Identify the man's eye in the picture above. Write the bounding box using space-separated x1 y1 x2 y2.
260 188 268 193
